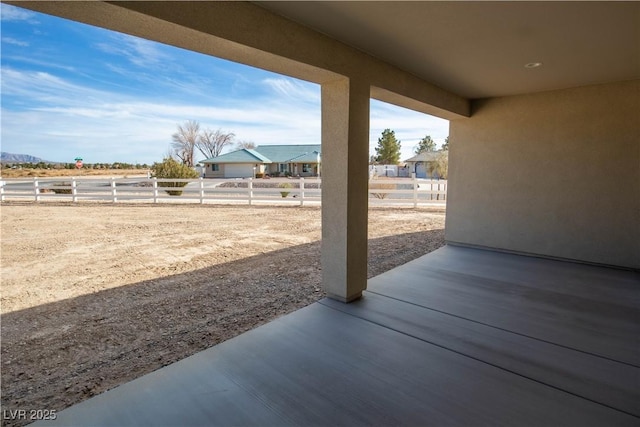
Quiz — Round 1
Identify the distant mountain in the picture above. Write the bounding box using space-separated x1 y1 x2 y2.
0 152 54 163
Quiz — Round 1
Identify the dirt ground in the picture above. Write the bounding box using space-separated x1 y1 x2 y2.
0 168 148 179
0 202 445 426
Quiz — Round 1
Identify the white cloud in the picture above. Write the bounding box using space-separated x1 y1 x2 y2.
262 77 320 103
1 67 321 163
95 34 168 68
2 37 29 47
2 55 76 71
0 4 38 23
1 68 107 106
2 102 321 163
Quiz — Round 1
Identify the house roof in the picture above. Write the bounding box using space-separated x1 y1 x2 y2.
404 151 443 163
288 151 321 163
253 145 321 163
202 145 321 164
202 149 272 164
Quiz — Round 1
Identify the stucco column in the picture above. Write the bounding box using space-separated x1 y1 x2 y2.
321 78 370 302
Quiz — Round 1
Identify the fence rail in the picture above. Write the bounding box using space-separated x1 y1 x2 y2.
0 177 446 207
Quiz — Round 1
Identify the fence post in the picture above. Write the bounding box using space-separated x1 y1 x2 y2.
153 178 158 203
412 173 418 208
248 178 253 206
199 177 205 204
72 177 78 203
299 177 305 206
111 177 117 203
33 177 40 202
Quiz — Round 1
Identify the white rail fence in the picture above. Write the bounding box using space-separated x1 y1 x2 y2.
0 177 446 207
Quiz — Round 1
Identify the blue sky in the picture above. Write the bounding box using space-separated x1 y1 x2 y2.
1 4 449 164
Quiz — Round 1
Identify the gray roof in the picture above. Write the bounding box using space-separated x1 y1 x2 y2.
404 151 444 163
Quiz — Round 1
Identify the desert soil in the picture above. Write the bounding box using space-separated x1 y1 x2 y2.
0 168 149 179
0 202 445 426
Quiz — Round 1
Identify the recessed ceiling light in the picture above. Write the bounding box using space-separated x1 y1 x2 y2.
525 62 543 69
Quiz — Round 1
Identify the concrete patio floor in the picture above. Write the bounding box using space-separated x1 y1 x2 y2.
36 245 639 426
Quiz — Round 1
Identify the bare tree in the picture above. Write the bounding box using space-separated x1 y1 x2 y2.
433 150 449 179
196 128 235 159
172 120 200 167
235 140 256 150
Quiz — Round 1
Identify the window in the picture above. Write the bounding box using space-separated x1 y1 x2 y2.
302 163 310 173
211 164 219 171
279 163 287 173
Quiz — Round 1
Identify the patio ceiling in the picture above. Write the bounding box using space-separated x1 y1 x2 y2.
257 1 640 99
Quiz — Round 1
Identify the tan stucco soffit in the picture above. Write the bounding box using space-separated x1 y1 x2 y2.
371 87 469 121
8 1 469 118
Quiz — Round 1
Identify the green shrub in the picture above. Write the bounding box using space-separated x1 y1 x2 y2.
151 157 199 196
279 182 293 198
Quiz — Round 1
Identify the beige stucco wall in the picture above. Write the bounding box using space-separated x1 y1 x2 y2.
204 164 224 179
446 80 640 269
204 164 266 178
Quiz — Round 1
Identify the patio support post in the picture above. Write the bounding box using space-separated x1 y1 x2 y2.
321 78 370 302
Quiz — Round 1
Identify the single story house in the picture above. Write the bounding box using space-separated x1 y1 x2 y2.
200 149 271 179
202 144 321 178
404 151 446 178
